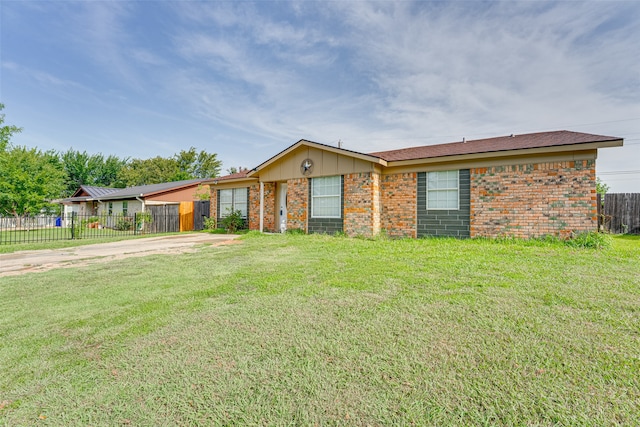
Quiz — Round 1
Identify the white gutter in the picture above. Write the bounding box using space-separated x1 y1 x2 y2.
136 195 145 212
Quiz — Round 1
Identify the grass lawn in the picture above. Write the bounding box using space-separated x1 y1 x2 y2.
0 226 141 246
0 232 184 254
0 233 638 425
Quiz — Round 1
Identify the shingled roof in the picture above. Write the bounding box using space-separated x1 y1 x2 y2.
215 171 252 181
97 178 207 200
369 130 621 162
62 179 209 203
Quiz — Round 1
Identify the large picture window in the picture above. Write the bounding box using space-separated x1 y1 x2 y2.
426 170 459 210
219 188 248 218
311 176 341 218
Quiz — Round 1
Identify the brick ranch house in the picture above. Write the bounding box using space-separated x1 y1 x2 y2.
206 130 623 238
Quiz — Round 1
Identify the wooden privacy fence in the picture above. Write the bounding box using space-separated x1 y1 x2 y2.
597 193 640 234
148 205 180 233
193 200 211 231
149 201 211 233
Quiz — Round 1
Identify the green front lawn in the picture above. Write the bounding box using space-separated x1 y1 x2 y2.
0 231 185 254
0 234 638 425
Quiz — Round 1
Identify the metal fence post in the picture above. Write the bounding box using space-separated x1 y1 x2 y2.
71 212 76 239
134 212 138 236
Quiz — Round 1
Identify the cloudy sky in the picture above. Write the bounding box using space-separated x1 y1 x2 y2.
2 1 639 191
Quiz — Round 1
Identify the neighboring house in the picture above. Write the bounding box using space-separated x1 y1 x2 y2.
61 185 119 219
206 130 623 238
61 179 210 231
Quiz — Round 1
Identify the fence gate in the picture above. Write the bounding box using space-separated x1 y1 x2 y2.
193 200 211 231
148 205 179 233
179 202 194 232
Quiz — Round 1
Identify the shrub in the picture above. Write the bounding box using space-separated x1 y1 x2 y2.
203 217 217 231
136 212 153 233
220 209 245 233
115 217 133 231
565 231 612 249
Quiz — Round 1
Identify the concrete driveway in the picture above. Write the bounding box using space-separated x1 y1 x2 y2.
0 233 240 277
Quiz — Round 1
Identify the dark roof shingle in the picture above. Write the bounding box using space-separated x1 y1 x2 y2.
102 178 207 199
369 131 620 162
215 171 251 181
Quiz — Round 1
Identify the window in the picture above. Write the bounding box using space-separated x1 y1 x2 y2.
219 188 248 218
311 176 341 218
122 201 128 216
426 170 459 210
108 202 113 215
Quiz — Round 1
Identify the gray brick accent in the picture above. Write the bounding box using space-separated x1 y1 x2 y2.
417 170 470 238
308 176 344 235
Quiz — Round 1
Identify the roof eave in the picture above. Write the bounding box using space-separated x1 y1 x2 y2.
141 182 206 198
93 180 208 200
206 176 259 185
385 139 623 167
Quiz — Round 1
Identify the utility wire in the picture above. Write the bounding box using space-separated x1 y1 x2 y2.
598 170 640 175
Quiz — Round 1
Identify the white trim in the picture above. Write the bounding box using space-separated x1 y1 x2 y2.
426 170 459 211
219 188 249 218
311 176 342 218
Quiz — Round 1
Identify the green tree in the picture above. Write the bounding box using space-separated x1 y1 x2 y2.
0 146 66 219
0 103 22 152
194 184 211 201
226 166 249 175
176 147 222 179
60 149 128 195
596 177 609 195
0 104 65 221
119 156 181 186
119 148 221 186
97 154 129 188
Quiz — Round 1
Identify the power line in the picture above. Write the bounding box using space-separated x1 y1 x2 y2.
598 170 640 175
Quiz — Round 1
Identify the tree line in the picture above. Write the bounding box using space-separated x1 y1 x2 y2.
0 104 222 218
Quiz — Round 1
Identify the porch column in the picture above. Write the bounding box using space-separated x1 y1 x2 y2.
259 182 264 232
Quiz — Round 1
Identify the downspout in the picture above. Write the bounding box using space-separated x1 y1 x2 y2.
136 195 145 234
259 182 264 232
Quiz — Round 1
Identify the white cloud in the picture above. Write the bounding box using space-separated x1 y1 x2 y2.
5 0 638 190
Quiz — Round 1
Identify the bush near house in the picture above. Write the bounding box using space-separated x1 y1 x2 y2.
220 209 245 233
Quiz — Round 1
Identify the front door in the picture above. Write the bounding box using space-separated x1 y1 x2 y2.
278 183 288 233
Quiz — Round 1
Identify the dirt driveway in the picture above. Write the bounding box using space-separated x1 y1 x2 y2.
0 233 240 277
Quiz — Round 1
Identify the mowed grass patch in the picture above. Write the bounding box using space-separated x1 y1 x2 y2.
0 231 186 254
0 233 638 425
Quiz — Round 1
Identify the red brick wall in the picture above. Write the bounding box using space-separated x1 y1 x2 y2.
246 183 276 232
470 160 596 238
262 183 276 232
343 172 381 237
209 186 217 219
380 173 417 238
287 178 308 232
372 172 381 236
248 184 259 231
